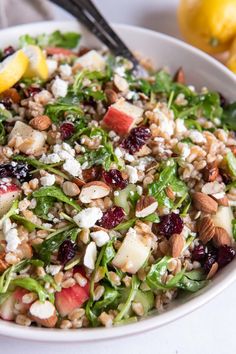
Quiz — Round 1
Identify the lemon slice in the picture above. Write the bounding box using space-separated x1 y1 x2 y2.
23 45 49 80
0 50 29 94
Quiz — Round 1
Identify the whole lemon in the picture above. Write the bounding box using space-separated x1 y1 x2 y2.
178 0 236 54
227 36 236 73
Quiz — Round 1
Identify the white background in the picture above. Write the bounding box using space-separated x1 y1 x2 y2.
1 0 235 353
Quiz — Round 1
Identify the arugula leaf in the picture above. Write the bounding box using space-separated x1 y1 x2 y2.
33 196 55 220
146 256 185 291
11 214 54 232
114 275 140 322
141 213 160 223
232 219 236 241
222 102 236 130
152 70 173 94
113 218 136 231
44 101 83 123
11 277 49 302
225 151 236 178
0 121 6 144
101 241 116 266
177 270 208 292
19 31 81 49
33 186 81 211
93 285 119 312
13 155 69 180
148 161 176 199
36 226 75 264
0 259 44 293
0 200 19 225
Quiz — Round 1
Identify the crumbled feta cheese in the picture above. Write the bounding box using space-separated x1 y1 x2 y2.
2 218 12 234
175 118 187 134
126 165 138 184
46 59 58 76
189 130 206 144
114 147 124 158
5 228 21 252
125 91 139 100
124 153 135 162
114 191 119 197
73 207 103 228
84 242 97 270
40 153 61 164
153 108 174 136
40 174 55 187
63 157 82 177
59 64 72 77
114 66 126 77
136 186 143 195
90 230 109 247
135 157 155 171
51 77 68 98
46 265 62 276
54 142 75 157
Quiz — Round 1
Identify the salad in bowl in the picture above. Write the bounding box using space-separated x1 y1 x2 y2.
0 28 235 331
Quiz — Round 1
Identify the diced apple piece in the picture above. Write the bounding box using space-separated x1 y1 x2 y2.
212 206 234 239
112 227 152 274
0 294 15 321
55 283 89 317
0 183 20 217
8 121 46 155
103 99 144 135
75 50 105 71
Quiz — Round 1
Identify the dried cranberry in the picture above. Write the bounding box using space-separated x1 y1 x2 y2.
97 206 125 229
217 245 235 268
192 244 206 262
219 169 232 185
121 126 151 154
0 162 31 182
203 247 218 273
102 169 128 189
218 92 228 108
2 46 15 60
60 122 75 140
57 240 76 265
157 213 183 238
24 86 42 98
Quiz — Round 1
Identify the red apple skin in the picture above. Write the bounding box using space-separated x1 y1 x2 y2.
55 283 90 317
103 107 135 135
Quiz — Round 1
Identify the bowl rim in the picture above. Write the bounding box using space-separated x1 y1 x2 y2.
0 20 236 342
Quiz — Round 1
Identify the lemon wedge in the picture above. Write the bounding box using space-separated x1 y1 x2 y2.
0 50 29 94
23 45 49 80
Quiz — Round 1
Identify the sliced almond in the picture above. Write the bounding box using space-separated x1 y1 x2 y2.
202 161 219 182
159 239 170 255
29 300 57 328
105 88 118 104
213 227 231 247
215 195 229 207
197 216 215 244
192 192 218 214
79 181 111 203
174 67 185 84
135 196 158 218
206 262 218 280
169 233 185 258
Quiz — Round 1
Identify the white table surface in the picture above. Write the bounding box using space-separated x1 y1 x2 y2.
1 1 235 353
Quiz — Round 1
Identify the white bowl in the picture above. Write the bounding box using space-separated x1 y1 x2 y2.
0 20 236 342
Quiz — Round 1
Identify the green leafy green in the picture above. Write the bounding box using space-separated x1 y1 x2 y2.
146 256 185 291
114 275 140 322
0 200 19 225
232 219 236 241
222 102 236 130
113 218 136 231
225 151 236 178
93 285 119 312
177 270 208 292
11 214 55 232
36 226 75 264
0 122 6 144
44 101 83 123
33 186 81 211
141 213 160 223
11 277 49 302
33 197 55 220
13 155 69 180
19 31 81 49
